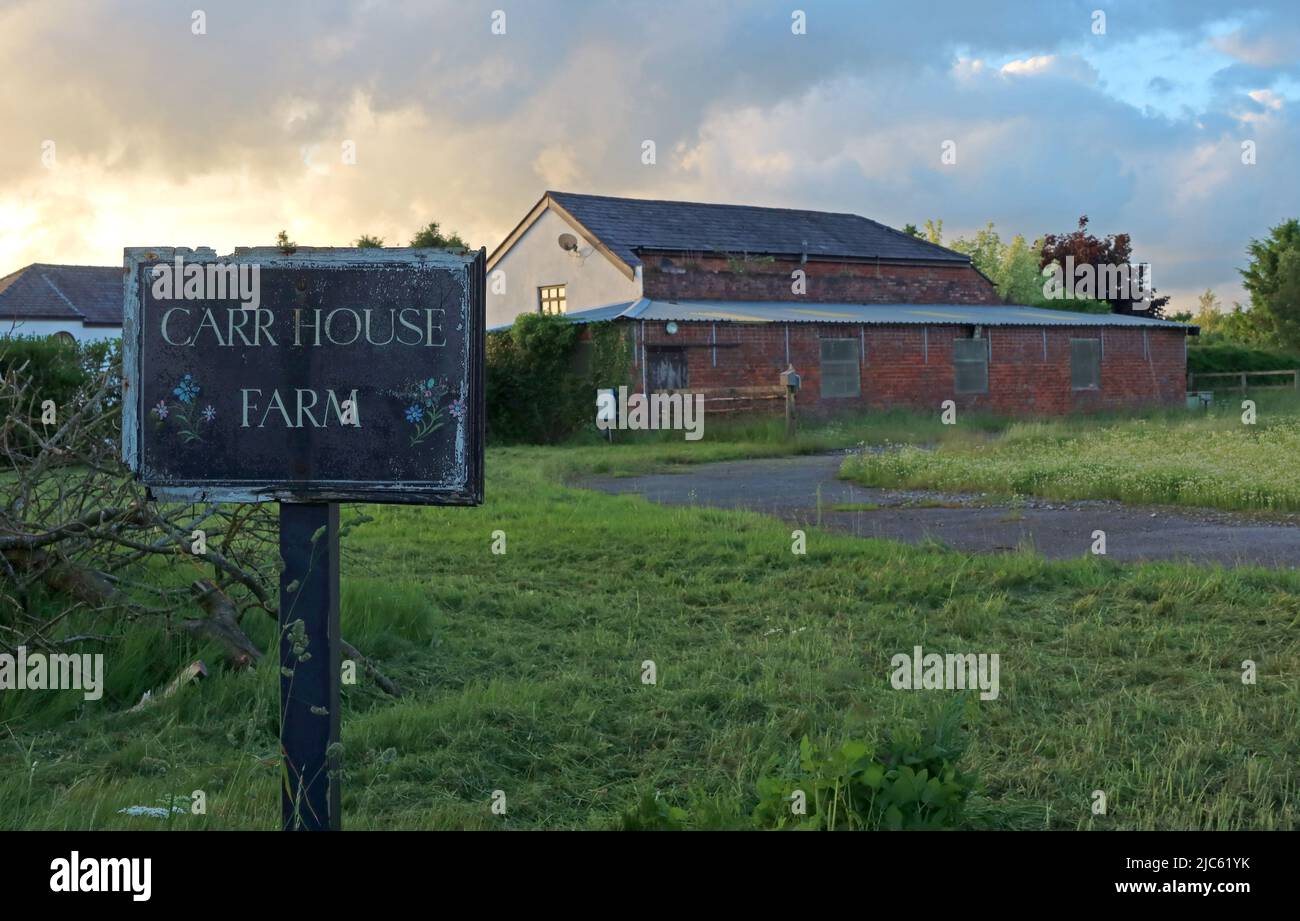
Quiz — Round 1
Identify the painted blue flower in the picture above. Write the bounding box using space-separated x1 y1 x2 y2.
173 374 199 404
405 404 424 423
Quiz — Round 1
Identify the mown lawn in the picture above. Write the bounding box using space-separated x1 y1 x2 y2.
841 392 1300 513
2 441 1298 830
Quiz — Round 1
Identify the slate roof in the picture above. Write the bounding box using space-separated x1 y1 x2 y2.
510 298 1196 331
546 191 971 267
0 264 122 326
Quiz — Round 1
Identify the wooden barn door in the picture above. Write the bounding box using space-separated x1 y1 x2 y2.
647 346 688 392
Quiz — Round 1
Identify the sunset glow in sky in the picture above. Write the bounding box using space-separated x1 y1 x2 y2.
3 0 1297 310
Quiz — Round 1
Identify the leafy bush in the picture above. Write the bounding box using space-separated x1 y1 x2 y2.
621 699 979 831
0 335 88 409
486 315 629 444
0 336 121 454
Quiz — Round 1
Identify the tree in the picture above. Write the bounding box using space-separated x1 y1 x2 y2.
1189 289 1220 331
276 229 296 253
948 222 1002 279
410 221 468 250
946 223 1044 305
1215 304 1274 345
1182 288 1273 344
998 233 1046 305
901 223 921 238
1240 218 1300 350
1039 215 1169 318
354 234 385 248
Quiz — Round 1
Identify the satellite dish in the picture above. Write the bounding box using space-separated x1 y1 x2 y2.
558 233 579 252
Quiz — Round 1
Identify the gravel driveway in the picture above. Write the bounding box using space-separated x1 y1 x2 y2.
578 454 1300 567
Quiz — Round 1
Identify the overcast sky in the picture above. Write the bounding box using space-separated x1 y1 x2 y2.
2 0 1297 309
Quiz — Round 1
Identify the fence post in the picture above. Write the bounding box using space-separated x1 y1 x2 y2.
1240 372 1247 394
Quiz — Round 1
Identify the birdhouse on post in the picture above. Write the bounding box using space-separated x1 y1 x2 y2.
780 364 800 440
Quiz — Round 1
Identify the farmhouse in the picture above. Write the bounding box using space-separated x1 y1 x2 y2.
488 192 1196 415
0 263 122 342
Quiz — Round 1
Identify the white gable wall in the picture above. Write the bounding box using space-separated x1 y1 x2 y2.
487 207 641 328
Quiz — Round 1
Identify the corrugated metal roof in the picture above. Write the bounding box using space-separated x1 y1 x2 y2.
538 298 1196 330
547 192 970 267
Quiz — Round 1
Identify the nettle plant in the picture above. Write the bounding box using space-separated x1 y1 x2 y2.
752 728 975 831
623 698 979 831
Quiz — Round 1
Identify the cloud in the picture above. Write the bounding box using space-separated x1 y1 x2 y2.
532 145 582 188
1212 25 1300 68
0 0 1295 312
999 54 1098 84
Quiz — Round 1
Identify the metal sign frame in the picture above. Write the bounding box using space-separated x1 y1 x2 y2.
122 246 484 506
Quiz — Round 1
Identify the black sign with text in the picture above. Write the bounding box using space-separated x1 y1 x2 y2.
123 247 484 504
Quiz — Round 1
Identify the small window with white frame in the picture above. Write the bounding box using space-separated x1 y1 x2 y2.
539 284 567 315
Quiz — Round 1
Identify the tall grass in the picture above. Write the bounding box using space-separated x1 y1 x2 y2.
2 445 1298 829
842 393 1300 512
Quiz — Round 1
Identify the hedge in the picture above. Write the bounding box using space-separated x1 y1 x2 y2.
1187 340 1300 375
0 335 119 409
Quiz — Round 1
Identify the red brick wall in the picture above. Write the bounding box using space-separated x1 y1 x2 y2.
623 320 1187 416
641 254 1002 305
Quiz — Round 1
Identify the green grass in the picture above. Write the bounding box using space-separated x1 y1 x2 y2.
841 392 1300 512
545 406 1014 480
3 443 1298 830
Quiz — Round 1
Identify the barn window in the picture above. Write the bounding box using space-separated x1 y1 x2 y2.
820 338 860 398
538 284 567 315
953 337 988 394
1071 338 1101 390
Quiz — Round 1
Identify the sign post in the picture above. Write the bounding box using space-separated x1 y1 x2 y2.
279 501 340 831
122 246 485 831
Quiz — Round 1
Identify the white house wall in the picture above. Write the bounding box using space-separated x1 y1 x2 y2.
1 319 120 342
487 207 641 328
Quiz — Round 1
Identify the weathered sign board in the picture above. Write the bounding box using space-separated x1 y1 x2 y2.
122 246 485 831
122 246 484 505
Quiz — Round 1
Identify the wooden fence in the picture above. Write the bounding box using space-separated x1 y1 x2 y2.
1187 369 1299 393
660 385 786 413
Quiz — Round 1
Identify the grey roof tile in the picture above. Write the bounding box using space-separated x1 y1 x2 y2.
548 191 970 267
0 264 121 326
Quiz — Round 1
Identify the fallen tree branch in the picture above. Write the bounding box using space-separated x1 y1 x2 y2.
341 639 403 698
129 660 208 712
182 580 263 669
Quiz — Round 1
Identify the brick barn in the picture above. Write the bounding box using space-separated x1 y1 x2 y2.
488 192 1196 416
